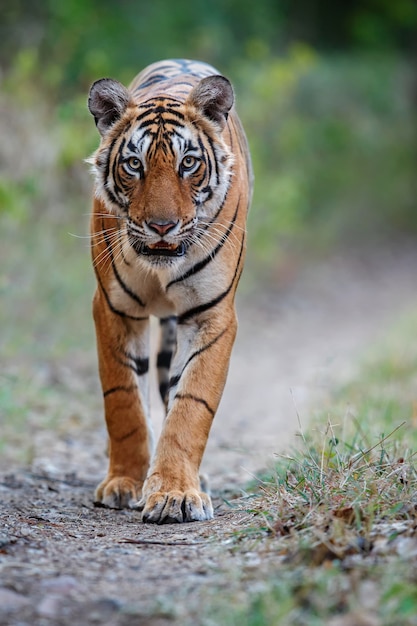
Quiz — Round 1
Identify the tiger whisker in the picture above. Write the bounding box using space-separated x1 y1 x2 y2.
92 246 116 272
193 226 239 254
199 219 246 235
198 224 239 244
69 227 117 239
90 229 122 252
85 212 126 221
187 233 217 258
199 220 246 244
207 228 240 252
113 232 130 264
92 230 127 273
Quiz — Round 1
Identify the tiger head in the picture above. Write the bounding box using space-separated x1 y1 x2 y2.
88 75 235 265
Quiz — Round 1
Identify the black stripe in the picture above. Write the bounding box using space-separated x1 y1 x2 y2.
194 166 208 188
157 351 173 369
138 116 185 129
140 95 189 108
104 185 119 207
134 357 149 376
102 220 145 308
115 427 140 443
136 74 167 90
126 138 139 152
184 328 227 369
118 230 131 266
174 393 215 416
159 381 169 402
104 134 119 190
103 385 137 397
206 135 220 185
168 374 181 390
103 132 131 209
95 271 148 322
112 137 126 196
114 353 149 377
177 234 245 324
199 184 212 199
167 199 240 289
153 105 172 114
198 135 211 182
160 316 177 325
168 328 227 391
121 350 149 374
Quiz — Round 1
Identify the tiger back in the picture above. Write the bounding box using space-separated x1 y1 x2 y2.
87 59 253 523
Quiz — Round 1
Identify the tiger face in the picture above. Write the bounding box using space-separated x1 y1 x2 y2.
89 76 234 267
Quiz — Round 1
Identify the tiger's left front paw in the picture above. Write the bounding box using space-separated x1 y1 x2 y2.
138 488 214 524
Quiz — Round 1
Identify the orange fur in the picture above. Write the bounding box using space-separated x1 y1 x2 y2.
88 59 253 523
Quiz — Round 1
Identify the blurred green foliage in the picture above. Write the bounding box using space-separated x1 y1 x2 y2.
0 1 416 354
236 49 416 262
1 0 416 93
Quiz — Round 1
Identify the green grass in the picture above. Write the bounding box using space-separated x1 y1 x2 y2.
210 317 417 626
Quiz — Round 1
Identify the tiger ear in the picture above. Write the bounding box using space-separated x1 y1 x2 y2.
88 78 132 136
187 75 234 130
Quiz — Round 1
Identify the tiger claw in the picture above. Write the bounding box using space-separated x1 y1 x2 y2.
140 489 213 524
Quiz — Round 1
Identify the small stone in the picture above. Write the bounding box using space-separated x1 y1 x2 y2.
37 594 61 618
40 575 79 594
0 587 30 612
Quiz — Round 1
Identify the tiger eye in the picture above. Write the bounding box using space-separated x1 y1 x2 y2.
182 155 197 170
127 156 141 170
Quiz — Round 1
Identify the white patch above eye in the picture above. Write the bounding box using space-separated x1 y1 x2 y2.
126 129 152 171
171 129 200 167
131 127 151 149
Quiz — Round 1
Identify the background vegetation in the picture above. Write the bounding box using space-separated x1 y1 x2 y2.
1 0 417 358
2 0 417 244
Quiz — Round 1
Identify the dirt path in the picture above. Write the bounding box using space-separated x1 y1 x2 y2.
2 245 417 625
206 244 417 487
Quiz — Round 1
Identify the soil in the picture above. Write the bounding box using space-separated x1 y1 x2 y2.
2 245 417 626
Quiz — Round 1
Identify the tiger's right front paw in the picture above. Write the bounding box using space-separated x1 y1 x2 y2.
139 488 214 524
94 476 143 509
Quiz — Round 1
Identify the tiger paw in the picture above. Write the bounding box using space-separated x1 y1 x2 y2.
94 476 143 509
137 488 214 524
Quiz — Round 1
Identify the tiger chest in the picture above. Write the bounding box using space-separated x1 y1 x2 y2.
107 252 227 320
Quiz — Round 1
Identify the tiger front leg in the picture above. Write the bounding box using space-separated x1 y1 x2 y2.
139 310 237 523
93 290 152 509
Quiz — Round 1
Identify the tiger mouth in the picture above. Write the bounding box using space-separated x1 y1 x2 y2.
133 240 186 257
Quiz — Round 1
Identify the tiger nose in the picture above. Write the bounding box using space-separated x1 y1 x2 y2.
146 220 179 236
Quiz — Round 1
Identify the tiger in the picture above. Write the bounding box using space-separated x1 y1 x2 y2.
87 58 253 523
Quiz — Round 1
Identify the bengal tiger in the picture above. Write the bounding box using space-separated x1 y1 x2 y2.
87 58 253 523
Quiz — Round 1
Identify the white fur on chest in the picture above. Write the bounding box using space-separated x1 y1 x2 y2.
109 241 230 319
